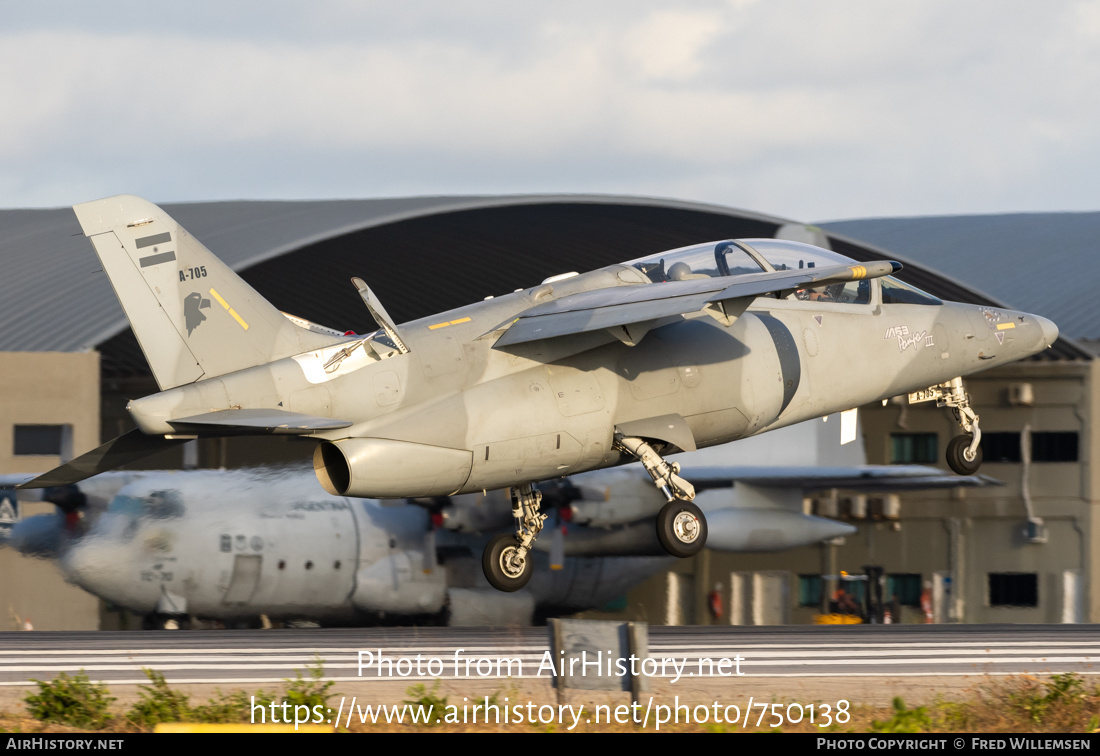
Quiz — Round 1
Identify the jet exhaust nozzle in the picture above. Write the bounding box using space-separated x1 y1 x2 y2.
314 439 472 499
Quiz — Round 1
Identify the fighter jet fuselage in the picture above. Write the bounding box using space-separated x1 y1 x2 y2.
126 257 1052 498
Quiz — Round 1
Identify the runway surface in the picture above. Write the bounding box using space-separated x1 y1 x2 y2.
0 624 1096 688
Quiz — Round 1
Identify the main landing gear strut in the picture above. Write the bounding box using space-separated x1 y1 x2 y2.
614 432 708 558
915 377 983 475
482 484 545 592
480 434 709 592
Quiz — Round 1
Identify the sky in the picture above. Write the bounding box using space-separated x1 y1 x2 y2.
2 1 1098 221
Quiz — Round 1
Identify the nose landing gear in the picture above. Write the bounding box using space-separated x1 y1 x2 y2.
909 377 983 475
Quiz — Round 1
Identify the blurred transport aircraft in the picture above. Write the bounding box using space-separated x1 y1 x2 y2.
3 435 992 628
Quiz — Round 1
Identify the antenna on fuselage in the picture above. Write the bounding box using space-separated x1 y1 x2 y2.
351 277 410 355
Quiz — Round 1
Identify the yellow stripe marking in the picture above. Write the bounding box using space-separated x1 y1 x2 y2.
850 265 867 278
428 316 472 330
996 322 1016 331
209 288 250 331
228 308 249 330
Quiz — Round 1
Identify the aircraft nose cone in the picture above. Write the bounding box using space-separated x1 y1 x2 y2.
1037 315 1059 347
59 542 96 586
59 538 125 596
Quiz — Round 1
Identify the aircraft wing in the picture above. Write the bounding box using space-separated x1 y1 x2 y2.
679 465 1001 492
492 260 901 347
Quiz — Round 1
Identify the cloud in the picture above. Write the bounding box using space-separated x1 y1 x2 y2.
1 2 1099 220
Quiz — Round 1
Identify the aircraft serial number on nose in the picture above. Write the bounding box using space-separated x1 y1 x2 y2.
179 266 208 282
908 387 939 404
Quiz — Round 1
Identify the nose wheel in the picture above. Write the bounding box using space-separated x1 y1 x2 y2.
946 434 983 476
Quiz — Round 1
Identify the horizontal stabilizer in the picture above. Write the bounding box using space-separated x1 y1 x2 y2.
16 431 188 489
168 408 353 435
493 260 902 348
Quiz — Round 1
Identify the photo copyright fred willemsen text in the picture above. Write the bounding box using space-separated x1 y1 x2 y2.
249 649 845 730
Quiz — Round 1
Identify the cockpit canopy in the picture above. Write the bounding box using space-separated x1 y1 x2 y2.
626 239 940 306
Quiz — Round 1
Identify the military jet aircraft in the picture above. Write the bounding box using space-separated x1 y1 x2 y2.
20 195 1058 592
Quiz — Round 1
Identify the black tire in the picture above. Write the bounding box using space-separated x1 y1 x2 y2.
656 500 708 558
946 434 982 475
482 534 533 592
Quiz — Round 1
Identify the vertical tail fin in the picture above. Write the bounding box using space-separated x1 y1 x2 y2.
74 195 344 389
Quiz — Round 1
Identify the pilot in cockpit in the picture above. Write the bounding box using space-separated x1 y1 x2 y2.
666 261 710 281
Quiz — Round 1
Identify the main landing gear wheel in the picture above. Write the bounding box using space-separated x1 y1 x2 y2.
946 434 982 475
482 533 534 592
656 500 708 558
613 431 706 558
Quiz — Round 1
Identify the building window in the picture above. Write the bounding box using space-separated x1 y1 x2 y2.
600 595 629 612
13 425 67 456
981 432 1078 463
890 433 938 464
886 574 922 606
982 432 1021 463
989 573 1038 607
798 575 822 606
1031 432 1078 462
